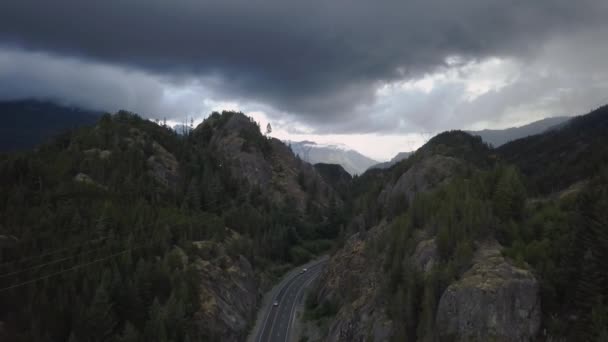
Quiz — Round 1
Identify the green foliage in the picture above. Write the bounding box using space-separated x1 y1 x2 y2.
0 111 335 341
417 130 493 167
498 104 608 194
239 122 272 156
500 167 608 339
379 166 530 340
304 295 338 321
492 165 526 221
84 285 116 341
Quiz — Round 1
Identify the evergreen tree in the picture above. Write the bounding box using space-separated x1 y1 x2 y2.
84 285 116 342
493 166 526 221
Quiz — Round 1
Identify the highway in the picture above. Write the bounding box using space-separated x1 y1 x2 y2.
253 258 327 342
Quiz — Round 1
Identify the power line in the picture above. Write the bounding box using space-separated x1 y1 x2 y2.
0 248 132 293
0 241 117 279
0 192 240 284
0 236 107 269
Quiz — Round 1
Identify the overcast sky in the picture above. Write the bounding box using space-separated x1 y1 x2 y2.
1 0 608 160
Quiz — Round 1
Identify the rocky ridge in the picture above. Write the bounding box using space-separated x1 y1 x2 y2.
310 132 541 342
436 242 540 342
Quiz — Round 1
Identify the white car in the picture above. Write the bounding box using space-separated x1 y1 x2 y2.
273 301 279 307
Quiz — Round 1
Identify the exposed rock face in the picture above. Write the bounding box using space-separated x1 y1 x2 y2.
205 113 334 211
83 148 111 160
436 243 541 342
379 155 465 208
211 115 273 189
74 172 95 184
193 239 258 342
147 141 179 189
412 238 438 274
315 223 392 342
314 153 473 342
74 172 106 189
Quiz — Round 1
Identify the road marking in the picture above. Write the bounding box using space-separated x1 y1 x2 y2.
264 262 325 342
286 269 323 342
255 258 327 342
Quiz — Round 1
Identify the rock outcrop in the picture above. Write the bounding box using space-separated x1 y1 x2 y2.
192 238 259 342
147 141 179 189
313 151 474 342
378 155 465 208
412 238 438 274
435 242 541 342
83 148 112 160
202 112 335 211
74 172 95 185
314 223 392 342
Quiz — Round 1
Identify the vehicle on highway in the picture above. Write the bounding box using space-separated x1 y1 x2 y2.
273 301 279 307
300 268 308 274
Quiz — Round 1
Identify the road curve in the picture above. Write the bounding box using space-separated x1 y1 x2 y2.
253 258 327 342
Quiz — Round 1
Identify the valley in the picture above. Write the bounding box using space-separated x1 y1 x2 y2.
0 105 607 341
2 2 608 341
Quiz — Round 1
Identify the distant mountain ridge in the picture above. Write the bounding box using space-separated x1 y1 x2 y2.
368 151 413 170
468 116 570 147
0 99 102 151
287 140 377 175
497 105 608 193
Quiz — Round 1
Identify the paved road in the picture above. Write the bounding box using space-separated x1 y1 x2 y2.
255 259 327 342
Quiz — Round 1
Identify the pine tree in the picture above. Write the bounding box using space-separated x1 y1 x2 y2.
85 285 116 341
493 166 526 221
144 298 168 342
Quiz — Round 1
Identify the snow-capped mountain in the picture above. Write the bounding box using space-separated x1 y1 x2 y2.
286 140 378 175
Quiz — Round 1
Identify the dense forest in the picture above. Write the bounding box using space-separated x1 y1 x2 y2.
304 107 608 341
0 111 344 341
1 104 607 342
376 164 608 341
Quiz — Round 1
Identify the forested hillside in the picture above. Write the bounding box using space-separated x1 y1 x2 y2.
0 111 343 341
467 116 569 147
304 107 608 341
1 105 607 342
498 105 608 194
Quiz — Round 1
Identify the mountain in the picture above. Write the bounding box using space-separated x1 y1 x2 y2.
313 163 352 199
468 116 569 147
301 108 608 342
0 110 344 342
0 99 102 151
194 112 337 212
3 103 608 342
368 151 413 170
497 105 608 194
287 140 378 175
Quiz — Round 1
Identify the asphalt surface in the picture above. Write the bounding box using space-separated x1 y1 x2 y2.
255 260 326 342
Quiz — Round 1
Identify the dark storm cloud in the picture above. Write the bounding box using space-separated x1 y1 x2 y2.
0 0 608 133
1 0 606 126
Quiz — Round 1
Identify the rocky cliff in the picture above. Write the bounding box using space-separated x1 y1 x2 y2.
436 242 540 342
198 112 335 211
377 154 465 210
314 223 392 342
310 132 541 342
193 237 259 341
312 150 468 342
